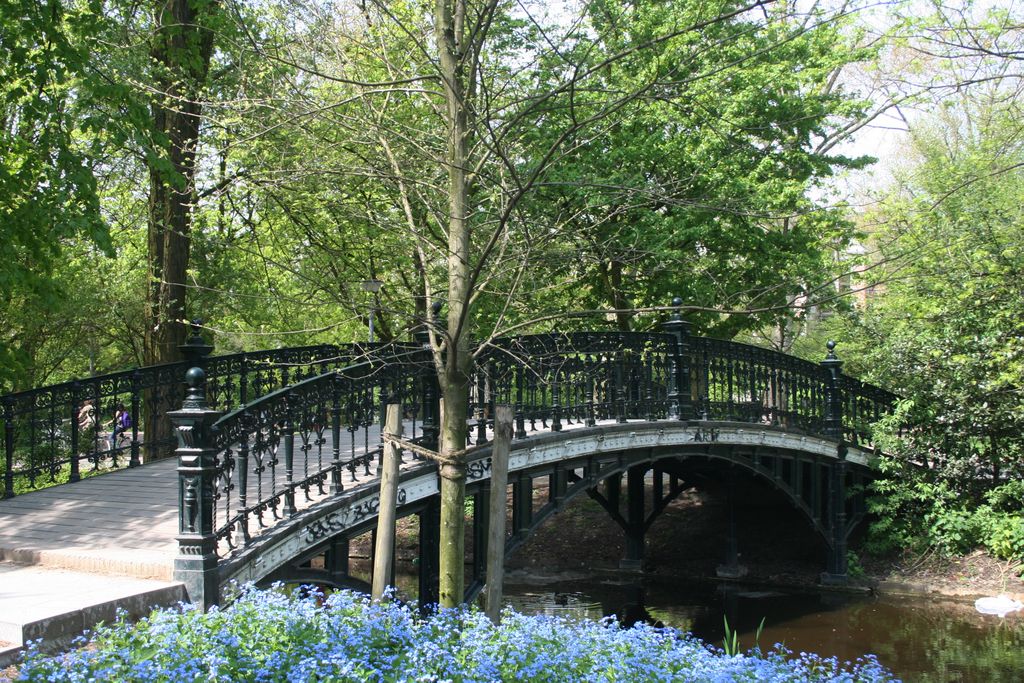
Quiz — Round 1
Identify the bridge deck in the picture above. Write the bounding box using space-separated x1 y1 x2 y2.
0 415 610 582
0 428 402 580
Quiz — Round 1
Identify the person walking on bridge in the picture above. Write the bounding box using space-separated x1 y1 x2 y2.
105 402 130 452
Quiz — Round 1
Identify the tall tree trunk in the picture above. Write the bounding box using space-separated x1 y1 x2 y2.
143 0 216 460
435 0 474 608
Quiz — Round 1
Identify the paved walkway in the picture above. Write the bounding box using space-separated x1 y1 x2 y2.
0 424 409 579
0 423 423 657
0 459 184 661
0 459 180 580
0 562 185 665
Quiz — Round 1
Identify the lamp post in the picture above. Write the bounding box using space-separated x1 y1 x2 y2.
362 279 383 343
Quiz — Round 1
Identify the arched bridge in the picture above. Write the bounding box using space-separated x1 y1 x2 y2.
0 314 896 611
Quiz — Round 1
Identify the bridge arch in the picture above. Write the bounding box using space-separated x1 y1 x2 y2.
219 421 870 602
499 441 852 567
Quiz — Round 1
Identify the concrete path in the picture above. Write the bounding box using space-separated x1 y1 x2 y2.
0 427 398 579
0 458 180 580
0 424 416 660
0 562 185 666
0 459 184 664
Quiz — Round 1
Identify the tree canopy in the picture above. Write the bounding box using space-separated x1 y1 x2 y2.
6 0 1024 580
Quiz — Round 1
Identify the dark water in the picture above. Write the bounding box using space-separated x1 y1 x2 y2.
502 576 1024 682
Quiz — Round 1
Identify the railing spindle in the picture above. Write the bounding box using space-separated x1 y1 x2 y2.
3 398 14 498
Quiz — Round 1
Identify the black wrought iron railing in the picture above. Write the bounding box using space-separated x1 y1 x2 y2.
470 331 895 448
203 347 436 558
4 314 897 503
1 342 384 498
475 332 675 439
173 327 896 572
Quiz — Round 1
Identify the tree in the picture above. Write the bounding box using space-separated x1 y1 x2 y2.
826 87 1024 560
274 0 879 605
521 0 873 337
2 0 886 602
0 0 112 389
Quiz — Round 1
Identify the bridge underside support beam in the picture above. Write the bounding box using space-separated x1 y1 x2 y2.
512 475 532 539
716 467 747 579
821 459 848 585
621 464 647 571
643 466 689 534
418 499 440 609
325 537 350 579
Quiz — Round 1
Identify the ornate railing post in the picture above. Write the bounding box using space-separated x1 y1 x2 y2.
69 381 82 483
475 363 488 444
238 356 249 407
821 340 843 439
820 340 848 584
170 367 223 610
550 364 562 432
615 353 627 424
3 397 14 498
329 378 343 494
584 356 596 428
129 369 142 468
282 394 297 517
514 365 527 439
661 297 693 420
181 319 214 368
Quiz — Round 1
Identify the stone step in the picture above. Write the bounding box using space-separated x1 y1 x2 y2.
0 562 185 667
0 547 175 581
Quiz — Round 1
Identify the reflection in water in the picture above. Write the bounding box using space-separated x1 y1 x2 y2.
505 591 604 621
503 577 1024 682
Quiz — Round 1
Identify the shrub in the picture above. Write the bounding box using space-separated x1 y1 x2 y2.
866 446 1024 565
16 586 897 682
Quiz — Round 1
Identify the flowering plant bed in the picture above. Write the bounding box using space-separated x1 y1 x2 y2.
17 587 897 682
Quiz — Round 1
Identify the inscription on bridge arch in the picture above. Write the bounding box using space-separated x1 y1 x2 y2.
303 488 408 543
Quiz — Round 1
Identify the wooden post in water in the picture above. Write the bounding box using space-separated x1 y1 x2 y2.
485 405 513 623
372 403 402 601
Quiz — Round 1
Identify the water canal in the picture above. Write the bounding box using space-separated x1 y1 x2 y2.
502 575 1024 682
351 561 1023 681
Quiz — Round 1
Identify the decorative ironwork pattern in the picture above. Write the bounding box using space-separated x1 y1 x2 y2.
478 332 674 440
6 329 896 502
1 343 383 498
206 347 435 557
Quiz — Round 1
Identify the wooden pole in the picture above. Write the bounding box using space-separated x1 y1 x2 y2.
372 403 402 601
485 404 513 622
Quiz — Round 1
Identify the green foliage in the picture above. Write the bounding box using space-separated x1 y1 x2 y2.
847 551 866 581
721 615 766 656
824 65 1024 563
867 423 1024 562
518 1 875 337
0 0 895 389
0 0 115 388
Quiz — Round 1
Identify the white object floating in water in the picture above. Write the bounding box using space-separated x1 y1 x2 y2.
974 595 1023 617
